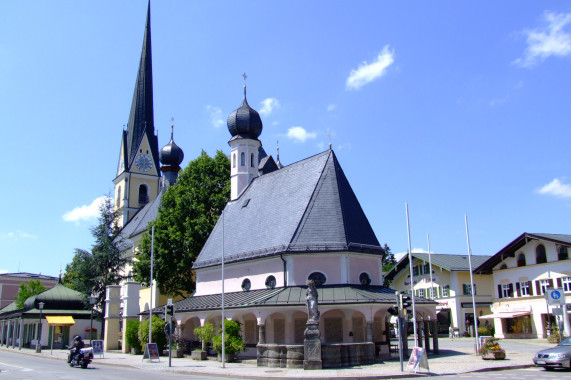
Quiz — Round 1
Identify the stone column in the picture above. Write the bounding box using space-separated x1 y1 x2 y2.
12 319 17 348
431 320 439 354
18 318 23 350
0 320 4 346
417 322 423 348
366 321 373 343
258 324 266 344
303 321 322 370
423 320 430 351
400 317 408 354
121 281 141 353
103 285 121 351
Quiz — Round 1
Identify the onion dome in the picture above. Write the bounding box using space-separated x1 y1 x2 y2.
159 125 184 167
23 282 86 311
227 85 263 140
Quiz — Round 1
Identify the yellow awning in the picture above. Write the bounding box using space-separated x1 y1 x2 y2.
46 316 76 326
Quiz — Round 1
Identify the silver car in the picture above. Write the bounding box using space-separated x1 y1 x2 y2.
533 337 571 370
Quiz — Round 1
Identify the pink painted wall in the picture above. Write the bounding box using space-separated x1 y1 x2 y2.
0 274 59 308
292 255 342 285
349 256 381 285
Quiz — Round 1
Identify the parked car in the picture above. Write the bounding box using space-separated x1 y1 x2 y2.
533 336 571 370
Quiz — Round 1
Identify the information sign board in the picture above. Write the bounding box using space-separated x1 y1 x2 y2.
407 347 429 372
91 340 104 357
143 343 160 362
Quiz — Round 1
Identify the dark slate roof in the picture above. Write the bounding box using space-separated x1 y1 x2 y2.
193 150 383 269
114 191 163 250
227 86 263 140
0 272 58 281
23 282 86 311
124 2 160 174
474 232 571 274
147 285 434 314
385 252 491 281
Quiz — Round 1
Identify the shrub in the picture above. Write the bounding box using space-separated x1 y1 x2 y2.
194 322 215 352
125 319 142 353
212 320 245 356
478 326 493 337
138 315 167 352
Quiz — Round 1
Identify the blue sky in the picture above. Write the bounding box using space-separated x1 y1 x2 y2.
1 1 571 276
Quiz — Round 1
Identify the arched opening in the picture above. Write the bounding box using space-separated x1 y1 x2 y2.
240 152 245 166
250 152 255 167
138 184 149 205
559 246 569 261
536 244 547 264
499 263 507 270
232 153 236 168
517 253 526 267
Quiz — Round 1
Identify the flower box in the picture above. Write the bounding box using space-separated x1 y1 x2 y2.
482 350 506 360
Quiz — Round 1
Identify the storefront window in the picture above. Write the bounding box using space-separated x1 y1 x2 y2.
506 315 532 334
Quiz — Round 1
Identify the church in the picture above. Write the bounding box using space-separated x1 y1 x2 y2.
103 2 438 366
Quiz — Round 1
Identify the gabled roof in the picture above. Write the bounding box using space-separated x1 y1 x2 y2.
474 232 571 274
123 2 159 174
0 272 58 281
114 191 163 251
148 285 434 314
385 252 491 281
193 149 383 269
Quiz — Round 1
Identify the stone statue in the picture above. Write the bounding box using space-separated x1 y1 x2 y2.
306 280 320 323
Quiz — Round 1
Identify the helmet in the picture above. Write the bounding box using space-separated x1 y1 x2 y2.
74 335 81 342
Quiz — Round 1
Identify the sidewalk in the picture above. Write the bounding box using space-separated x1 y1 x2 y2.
0 338 552 379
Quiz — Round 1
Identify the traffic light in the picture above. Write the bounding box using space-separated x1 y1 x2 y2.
166 304 174 318
387 306 399 316
400 294 412 310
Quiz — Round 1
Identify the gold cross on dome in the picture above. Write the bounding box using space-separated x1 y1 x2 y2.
242 73 247 82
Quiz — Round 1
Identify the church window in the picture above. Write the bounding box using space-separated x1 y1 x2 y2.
232 153 236 168
240 152 245 166
517 253 526 267
559 246 569 261
536 244 547 264
250 153 255 167
116 186 121 207
138 184 149 205
308 272 326 286
265 275 276 289
241 278 251 291
359 272 371 286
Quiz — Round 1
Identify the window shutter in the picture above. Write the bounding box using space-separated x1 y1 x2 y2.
473 284 477 295
515 282 520 297
508 283 513 297
548 279 553 288
535 280 540 295
462 284 467 295
497 284 502 299
557 278 562 288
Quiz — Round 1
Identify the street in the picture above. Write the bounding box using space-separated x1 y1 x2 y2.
440 367 571 379
0 350 227 380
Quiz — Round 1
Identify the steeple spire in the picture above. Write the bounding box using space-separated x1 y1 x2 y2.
125 0 159 172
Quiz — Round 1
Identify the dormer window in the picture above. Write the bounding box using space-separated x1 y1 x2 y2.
536 244 547 264
517 253 526 267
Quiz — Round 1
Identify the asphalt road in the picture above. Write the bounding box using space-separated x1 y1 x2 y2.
0 350 227 380
440 367 571 379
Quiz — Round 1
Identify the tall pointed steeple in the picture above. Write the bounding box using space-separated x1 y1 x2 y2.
125 1 159 173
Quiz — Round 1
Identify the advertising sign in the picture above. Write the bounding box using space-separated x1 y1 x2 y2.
407 347 429 372
91 340 104 357
143 343 160 362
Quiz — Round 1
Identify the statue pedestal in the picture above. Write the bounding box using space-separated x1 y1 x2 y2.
303 321 322 370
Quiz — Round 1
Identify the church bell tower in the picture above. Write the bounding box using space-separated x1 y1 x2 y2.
113 2 160 227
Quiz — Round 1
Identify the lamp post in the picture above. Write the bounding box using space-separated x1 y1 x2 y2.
88 295 97 343
35 302 45 353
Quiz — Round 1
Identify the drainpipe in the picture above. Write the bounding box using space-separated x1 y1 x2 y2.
280 253 287 287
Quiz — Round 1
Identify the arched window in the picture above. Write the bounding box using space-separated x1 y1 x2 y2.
240 152 245 166
359 272 371 286
517 253 526 267
250 153 255 167
499 263 507 270
232 153 236 168
138 184 149 205
265 275 276 289
308 272 326 286
536 244 547 264
116 186 121 207
559 246 569 261
241 278 251 291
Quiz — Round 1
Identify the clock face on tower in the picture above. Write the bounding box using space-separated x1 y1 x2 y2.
135 154 153 172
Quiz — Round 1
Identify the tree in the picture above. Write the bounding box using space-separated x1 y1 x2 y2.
133 150 230 297
138 315 167 352
63 196 128 309
382 243 397 287
15 280 45 308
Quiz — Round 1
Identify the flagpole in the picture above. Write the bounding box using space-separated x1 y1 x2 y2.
149 226 154 345
428 234 434 299
405 203 418 347
465 214 480 351
221 208 226 368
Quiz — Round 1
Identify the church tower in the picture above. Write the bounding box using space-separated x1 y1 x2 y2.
227 84 264 200
113 3 160 227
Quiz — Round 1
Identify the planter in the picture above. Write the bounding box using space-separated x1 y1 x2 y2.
217 352 236 362
191 350 208 360
482 351 506 360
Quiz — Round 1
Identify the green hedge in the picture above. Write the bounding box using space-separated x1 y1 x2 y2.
125 319 142 352
138 315 167 352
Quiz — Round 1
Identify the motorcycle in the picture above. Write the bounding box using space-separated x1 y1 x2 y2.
67 346 93 369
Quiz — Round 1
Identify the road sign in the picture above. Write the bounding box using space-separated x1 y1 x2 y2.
164 322 174 336
546 288 565 306
553 307 563 316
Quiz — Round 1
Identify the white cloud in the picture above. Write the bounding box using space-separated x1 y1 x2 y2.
346 45 395 90
490 95 509 107
286 126 317 143
205 105 224 128
537 178 571 198
259 98 280 116
0 269 8 274
515 12 571 67
0 231 38 240
327 104 337 112
63 196 106 223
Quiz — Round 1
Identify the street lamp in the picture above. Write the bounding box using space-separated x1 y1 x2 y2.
35 302 45 353
88 295 97 343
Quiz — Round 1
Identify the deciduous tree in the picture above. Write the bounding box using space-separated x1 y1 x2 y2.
15 280 45 308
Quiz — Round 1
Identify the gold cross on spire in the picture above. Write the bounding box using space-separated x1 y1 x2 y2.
242 72 247 82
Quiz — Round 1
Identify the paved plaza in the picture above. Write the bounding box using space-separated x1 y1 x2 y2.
0 337 559 378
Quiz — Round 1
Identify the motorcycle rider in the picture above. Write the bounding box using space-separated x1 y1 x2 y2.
70 335 85 364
